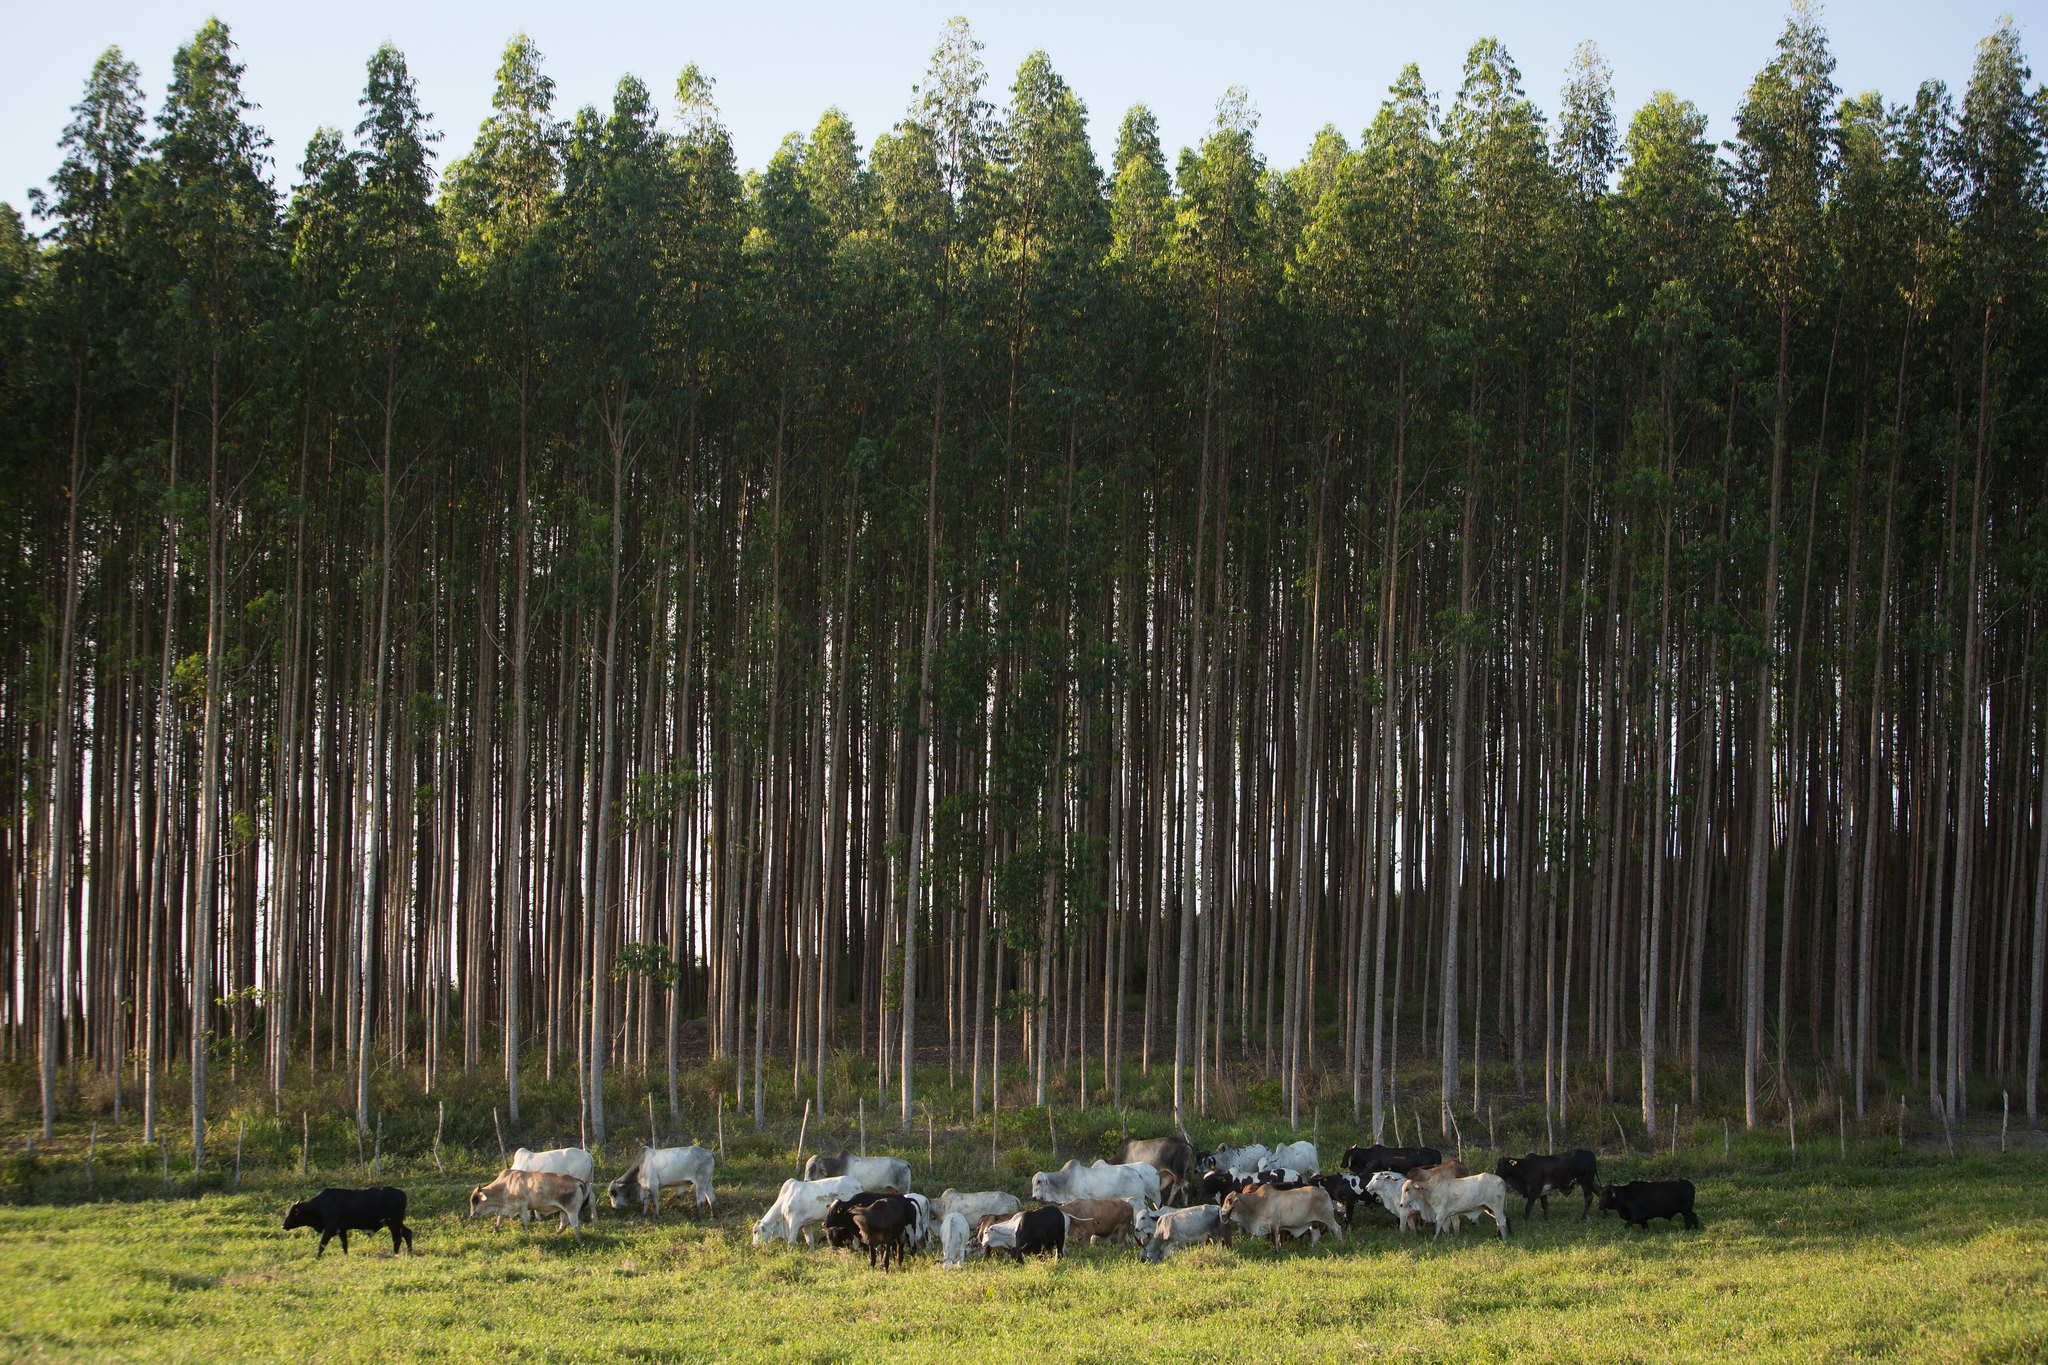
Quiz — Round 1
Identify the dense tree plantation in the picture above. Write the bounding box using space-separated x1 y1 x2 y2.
3 10 2045 1167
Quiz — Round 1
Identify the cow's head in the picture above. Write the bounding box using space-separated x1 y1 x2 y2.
467 1184 490 1217
1595 1185 1621 1215
607 1170 645 1211
282 1200 314 1232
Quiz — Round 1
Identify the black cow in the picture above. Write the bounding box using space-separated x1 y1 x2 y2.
1342 1144 1443 1177
1252 1168 1312 1191
847 1193 918 1269
823 1190 898 1250
989 1204 1068 1263
1312 1172 1370 1224
1495 1149 1599 1220
282 1186 414 1258
1598 1179 1699 1230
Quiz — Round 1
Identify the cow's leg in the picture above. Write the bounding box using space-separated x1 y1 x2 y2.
1579 1181 1595 1220
339 1228 351 1254
388 1220 404 1254
1683 1209 1700 1230
647 1179 662 1221
316 1229 335 1258
1539 1192 1551 1219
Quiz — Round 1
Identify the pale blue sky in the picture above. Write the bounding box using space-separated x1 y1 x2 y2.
6 1 2038 217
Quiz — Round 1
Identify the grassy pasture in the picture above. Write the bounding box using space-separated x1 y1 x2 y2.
3 1132 2045 1362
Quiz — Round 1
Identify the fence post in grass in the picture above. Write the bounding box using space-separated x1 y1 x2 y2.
1546 1107 1555 1152
1671 1105 1678 1156
1899 1095 1907 1152
857 1097 865 1157
648 1092 657 1149
434 1102 446 1177
1487 1104 1495 1155
1839 1098 1847 1160
491 1106 505 1160
2002 1091 2009 1154
1449 1108 1465 1163
1611 1109 1630 1157
162 1136 170 1190
795 1099 811 1175
927 1104 935 1169
236 1120 245 1188
1788 1106 1797 1165
302 1113 310 1175
374 1113 383 1179
87 1122 96 1193
1047 1105 1058 1162
356 1121 365 1172
718 1094 727 1164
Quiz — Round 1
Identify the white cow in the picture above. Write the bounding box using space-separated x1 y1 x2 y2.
938 1210 977 1268
511 1147 598 1223
1405 1171 1511 1240
801 1151 913 1194
1365 1170 1429 1233
932 1189 1020 1227
607 1144 715 1218
1203 1143 1272 1177
1267 1140 1319 1175
1029 1159 1161 1207
1140 1204 1232 1263
752 1175 863 1246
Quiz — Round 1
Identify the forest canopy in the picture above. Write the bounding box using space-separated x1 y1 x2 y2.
2 12 2045 1165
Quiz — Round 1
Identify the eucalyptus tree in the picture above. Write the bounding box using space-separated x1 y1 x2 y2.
134 18 276 1166
442 34 564 1127
1731 1 1837 1129
29 45 145 1138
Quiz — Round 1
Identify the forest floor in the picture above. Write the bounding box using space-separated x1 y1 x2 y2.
2 1086 2045 1363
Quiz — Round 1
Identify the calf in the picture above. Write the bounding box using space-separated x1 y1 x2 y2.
1405 1172 1510 1240
1221 1185 1344 1251
802 1151 912 1196
1364 1170 1428 1234
469 1170 590 1242
1114 1136 1196 1204
848 1192 919 1269
283 1186 414 1258
1139 1204 1232 1263
1598 1179 1699 1230
511 1146 598 1225
753 1175 864 1246
1495 1149 1599 1221
938 1210 978 1268
932 1188 1019 1227
1057 1196 1138 1247
607 1143 716 1219
981 1205 1069 1263
1342 1144 1443 1177
823 1190 898 1250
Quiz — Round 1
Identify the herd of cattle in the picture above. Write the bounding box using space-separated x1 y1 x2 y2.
279 1134 1700 1268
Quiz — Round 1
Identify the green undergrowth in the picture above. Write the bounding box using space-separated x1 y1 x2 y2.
2 1128 2044 1362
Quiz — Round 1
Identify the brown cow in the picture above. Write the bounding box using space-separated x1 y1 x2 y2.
469 1169 590 1242
1220 1185 1344 1251
1057 1197 1140 1247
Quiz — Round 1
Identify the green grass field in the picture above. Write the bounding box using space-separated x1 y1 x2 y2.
4 1115 2045 1363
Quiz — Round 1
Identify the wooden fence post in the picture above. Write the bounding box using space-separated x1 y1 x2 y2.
235 1120 245 1188
302 1112 309 1175
1839 1098 1847 1160
87 1122 96 1193
434 1101 446 1177
374 1113 383 1179
1047 1104 1058 1162
2002 1091 2009 1154
796 1099 811 1175
857 1097 865 1157
491 1106 506 1159
718 1095 727 1164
